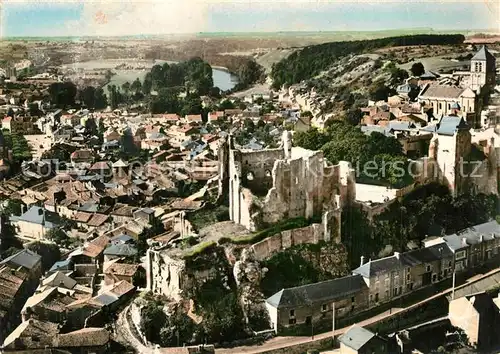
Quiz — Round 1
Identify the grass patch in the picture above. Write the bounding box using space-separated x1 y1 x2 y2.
183 241 217 259
219 216 321 245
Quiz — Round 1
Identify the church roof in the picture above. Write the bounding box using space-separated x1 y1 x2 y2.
471 46 495 62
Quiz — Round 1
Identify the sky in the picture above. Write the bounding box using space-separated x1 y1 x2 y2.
1 0 499 38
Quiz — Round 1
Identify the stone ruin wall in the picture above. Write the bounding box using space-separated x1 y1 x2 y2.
250 223 325 261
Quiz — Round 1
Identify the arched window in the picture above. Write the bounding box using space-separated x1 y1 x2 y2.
246 172 254 181
265 170 271 177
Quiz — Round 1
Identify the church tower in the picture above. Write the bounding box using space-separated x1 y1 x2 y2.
470 45 496 91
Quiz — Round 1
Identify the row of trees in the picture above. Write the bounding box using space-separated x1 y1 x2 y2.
271 34 464 88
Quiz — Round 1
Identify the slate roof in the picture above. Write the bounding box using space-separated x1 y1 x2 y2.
266 274 366 309
338 325 376 351
472 46 495 62
48 259 73 273
354 243 454 278
103 243 138 257
443 220 500 251
436 116 469 136
0 249 41 270
15 206 59 228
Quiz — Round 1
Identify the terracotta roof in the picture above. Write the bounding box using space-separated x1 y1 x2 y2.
2 319 59 350
104 262 140 277
73 211 92 223
185 114 202 122
108 280 135 297
87 213 109 227
90 161 110 170
55 327 110 348
419 84 465 99
82 235 110 258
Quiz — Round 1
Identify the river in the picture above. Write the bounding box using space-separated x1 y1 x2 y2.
63 59 239 91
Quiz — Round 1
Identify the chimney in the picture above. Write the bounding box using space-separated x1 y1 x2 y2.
360 256 365 267
462 238 468 246
394 252 400 260
479 235 484 243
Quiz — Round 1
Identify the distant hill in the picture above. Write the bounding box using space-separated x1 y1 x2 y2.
270 34 466 89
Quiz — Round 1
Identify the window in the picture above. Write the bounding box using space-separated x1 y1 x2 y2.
448 261 452 268
432 274 437 282
289 318 296 325
375 293 379 302
456 250 467 260
321 304 327 312
426 265 431 272
289 309 295 318
406 273 411 281
351 296 355 303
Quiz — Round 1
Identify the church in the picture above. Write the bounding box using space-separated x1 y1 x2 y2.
418 45 497 127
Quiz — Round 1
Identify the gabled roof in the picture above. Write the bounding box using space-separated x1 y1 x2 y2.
41 271 77 289
471 45 495 62
0 249 41 271
103 243 138 257
338 325 377 351
266 274 366 309
16 206 59 228
419 84 464 99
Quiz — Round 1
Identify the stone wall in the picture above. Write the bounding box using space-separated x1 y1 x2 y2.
250 224 324 261
254 337 334 354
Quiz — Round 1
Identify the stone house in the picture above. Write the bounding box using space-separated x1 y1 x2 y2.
352 244 454 307
103 260 142 286
1 319 111 353
0 267 28 344
21 287 77 323
10 205 61 240
265 274 368 333
338 325 388 354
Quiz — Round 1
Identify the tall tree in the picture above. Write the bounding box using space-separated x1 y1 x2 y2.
410 62 425 77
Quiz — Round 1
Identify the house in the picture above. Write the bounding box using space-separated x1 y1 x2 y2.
338 325 388 354
70 149 94 164
0 267 28 344
184 114 203 125
449 292 500 350
89 161 111 177
1 319 111 353
103 260 142 286
265 274 368 333
352 244 454 307
10 206 62 240
103 243 138 262
21 287 77 323
208 111 225 123
104 129 120 142
133 207 155 223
